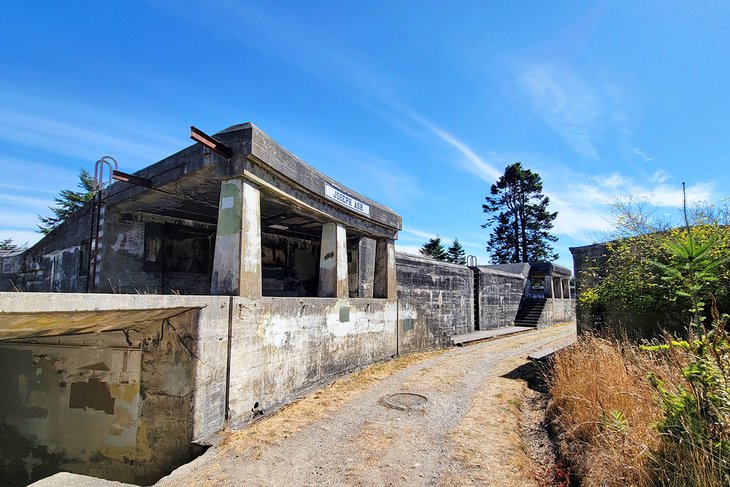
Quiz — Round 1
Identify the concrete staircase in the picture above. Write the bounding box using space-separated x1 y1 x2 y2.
514 298 546 327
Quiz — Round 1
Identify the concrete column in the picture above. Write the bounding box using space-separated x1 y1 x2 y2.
211 178 262 297
554 277 563 299
358 238 376 298
374 239 396 300
544 276 553 298
318 222 348 298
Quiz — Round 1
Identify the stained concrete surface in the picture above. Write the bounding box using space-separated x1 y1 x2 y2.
0 294 230 486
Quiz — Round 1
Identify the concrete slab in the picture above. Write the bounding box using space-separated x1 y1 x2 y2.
452 326 534 346
0 307 197 341
528 337 576 361
29 472 138 487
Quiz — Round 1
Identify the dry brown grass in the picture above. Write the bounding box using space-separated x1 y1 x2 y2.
547 334 661 487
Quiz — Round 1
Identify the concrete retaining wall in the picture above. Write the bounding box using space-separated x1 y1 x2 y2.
97 212 215 295
227 297 397 426
395 253 474 352
540 298 576 327
0 205 92 293
475 267 526 330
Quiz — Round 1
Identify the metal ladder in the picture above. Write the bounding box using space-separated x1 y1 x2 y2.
86 156 117 292
467 255 480 331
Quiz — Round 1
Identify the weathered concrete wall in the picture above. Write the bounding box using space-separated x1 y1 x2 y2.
570 243 609 333
476 267 527 330
570 243 684 337
261 233 320 297
0 294 229 486
540 298 576 327
0 205 92 293
98 211 215 295
0 208 216 296
0 334 144 486
395 253 474 352
227 297 397 426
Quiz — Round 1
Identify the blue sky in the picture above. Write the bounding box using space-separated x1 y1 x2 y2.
1 1 728 269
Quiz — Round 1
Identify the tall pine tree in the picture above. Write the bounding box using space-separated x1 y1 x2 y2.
38 169 95 235
446 238 466 265
482 162 558 264
420 237 448 261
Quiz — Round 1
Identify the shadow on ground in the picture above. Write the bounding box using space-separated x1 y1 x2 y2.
500 359 550 394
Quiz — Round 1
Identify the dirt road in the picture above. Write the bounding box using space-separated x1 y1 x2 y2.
157 323 575 487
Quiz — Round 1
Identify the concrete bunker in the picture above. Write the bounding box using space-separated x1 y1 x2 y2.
0 123 403 485
0 122 574 485
0 123 402 299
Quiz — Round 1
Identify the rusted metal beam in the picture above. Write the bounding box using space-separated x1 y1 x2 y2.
112 170 152 188
190 126 233 159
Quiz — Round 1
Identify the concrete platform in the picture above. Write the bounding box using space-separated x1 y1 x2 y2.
528 337 576 361
452 326 535 346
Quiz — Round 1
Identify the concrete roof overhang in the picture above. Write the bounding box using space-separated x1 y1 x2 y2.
529 262 572 278
104 123 402 240
0 307 197 341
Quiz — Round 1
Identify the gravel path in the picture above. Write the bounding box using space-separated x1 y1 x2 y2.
157 323 575 487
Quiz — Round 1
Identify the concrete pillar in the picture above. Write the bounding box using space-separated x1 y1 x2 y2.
554 277 563 299
358 238 376 298
211 179 262 297
544 276 553 298
347 238 360 298
318 222 348 298
374 239 396 300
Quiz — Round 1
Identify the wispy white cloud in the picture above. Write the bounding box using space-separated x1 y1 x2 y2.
0 229 41 247
0 209 47 230
599 172 627 188
632 147 654 162
543 167 716 241
0 109 180 168
161 0 500 187
0 193 55 209
0 182 58 196
394 243 423 256
407 115 502 181
517 62 601 158
547 192 613 240
400 227 438 241
650 169 669 184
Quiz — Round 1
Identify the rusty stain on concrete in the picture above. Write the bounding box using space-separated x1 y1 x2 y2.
69 378 116 414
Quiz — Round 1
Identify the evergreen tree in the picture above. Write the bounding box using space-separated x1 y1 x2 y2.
0 238 24 252
482 162 558 264
38 169 95 235
420 237 448 261
446 238 466 265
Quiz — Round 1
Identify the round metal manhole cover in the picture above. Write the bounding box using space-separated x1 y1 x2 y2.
381 392 429 411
